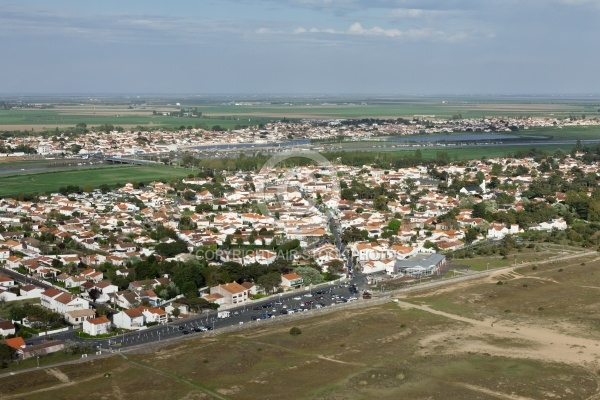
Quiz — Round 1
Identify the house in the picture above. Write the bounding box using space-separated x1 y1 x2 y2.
209 282 249 305
40 288 90 315
0 247 10 260
112 308 145 330
65 275 87 288
82 316 111 336
0 320 16 336
0 276 13 288
3 337 26 352
240 281 260 296
19 284 44 298
0 287 18 302
19 340 65 359
141 307 168 324
89 281 119 303
65 309 97 325
243 250 277 265
281 273 303 289
164 303 190 317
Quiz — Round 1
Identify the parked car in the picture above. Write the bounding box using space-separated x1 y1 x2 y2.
293 296 302 300
182 330 190 335
274 301 283 305
280 309 289 315
194 326 208 332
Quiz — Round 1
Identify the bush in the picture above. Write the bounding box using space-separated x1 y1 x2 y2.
558 268 563 272
496 281 503 285
289 327 302 336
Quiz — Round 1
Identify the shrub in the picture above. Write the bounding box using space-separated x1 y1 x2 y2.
289 327 302 336
558 268 563 272
496 281 503 285
532 266 538 270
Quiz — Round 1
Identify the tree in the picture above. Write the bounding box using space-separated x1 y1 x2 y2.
294 267 324 286
172 308 181 318
289 326 302 336
0 343 15 366
465 227 479 244
326 259 345 275
257 272 281 294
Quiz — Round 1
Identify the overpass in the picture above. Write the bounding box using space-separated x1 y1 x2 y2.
101 156 161 165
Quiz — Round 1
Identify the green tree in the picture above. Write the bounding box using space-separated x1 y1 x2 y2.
294 266 324 286
257 272 282 294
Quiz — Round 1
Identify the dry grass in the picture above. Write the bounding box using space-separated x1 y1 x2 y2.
3 256 600 399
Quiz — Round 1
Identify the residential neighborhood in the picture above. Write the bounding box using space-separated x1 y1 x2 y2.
1 125 599 368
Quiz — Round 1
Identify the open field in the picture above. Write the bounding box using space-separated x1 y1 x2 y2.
4 252 600 399
0 165 191 197
327 143 577 161
2 97 600 131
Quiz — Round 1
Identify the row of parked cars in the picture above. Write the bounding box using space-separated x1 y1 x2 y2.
179 325 214 335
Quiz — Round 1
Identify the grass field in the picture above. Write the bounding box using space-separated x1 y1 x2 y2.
328 143 577 160
2 97 600 132
0 165 191 197
3 251 600 399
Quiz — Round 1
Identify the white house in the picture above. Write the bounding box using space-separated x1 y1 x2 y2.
142 308 168 324
82 316 111 336
0 320 16 336
243 250 277 265
281 273 303 289
40 288 90 316
112 308 145 330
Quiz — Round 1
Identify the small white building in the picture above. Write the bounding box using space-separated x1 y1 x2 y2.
82 316 111 336
112 308 145 330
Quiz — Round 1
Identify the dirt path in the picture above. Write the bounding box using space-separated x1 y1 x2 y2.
45 368 70 383
454 383 537 400
395 300 600 367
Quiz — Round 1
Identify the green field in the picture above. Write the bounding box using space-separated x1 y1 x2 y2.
2 96 600 132
0 165 191 197
326 143 576 160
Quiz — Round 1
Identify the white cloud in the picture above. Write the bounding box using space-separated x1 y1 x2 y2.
293 22 476 43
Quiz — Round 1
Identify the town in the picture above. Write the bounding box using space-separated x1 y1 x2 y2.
1 122 599 363
0 114 598 159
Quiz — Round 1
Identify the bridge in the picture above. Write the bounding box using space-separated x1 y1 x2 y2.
99 156 161 165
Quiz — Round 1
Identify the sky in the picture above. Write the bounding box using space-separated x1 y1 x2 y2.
1 0 599 95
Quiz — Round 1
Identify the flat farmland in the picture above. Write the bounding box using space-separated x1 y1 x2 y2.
0 165 190 197
2 97 600 132
3 252 600 399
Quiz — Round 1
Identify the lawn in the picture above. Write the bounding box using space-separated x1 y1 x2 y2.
0 165 192 197
0 298 40 320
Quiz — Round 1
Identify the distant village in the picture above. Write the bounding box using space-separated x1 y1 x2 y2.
0 115 598 158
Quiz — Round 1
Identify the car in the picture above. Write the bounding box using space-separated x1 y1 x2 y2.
287 310 295 314
233 311 240 316
252 306 260 311
314 304 323 309
293 296 302 300
304 293 313 297
182 330 190 335
280 309 289 315
251 315 261 320
274 301 283 305
178 325 185 330
194 326 207 332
